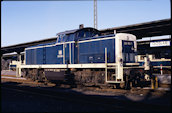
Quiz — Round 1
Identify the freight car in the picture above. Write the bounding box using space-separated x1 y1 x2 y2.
20 27 147 88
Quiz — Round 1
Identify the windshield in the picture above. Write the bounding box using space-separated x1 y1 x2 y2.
57 28 100 43
122 40 136 63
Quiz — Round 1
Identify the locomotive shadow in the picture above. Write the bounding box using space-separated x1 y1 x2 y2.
1 81 171 112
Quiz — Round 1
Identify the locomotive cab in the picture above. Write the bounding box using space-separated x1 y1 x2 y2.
56 28 101 43
104 33 141 86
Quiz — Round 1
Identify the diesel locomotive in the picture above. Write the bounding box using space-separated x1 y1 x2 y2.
20 27 147 88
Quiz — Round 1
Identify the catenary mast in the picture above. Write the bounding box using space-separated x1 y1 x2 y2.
94 0 97 29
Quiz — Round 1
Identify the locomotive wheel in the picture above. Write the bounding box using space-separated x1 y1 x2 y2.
124 75 131 90
31 75 36 81
31 69 37 81
38 70 43 82
24 69 30 80
112 84 120 89
26 69 32 80
120 83 125 89
22 69 27 78
38 69 48 83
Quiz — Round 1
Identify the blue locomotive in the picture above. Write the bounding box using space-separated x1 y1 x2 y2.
20 27 146 88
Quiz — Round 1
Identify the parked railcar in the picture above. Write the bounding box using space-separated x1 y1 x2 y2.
137 54 171 74
20 27 147 88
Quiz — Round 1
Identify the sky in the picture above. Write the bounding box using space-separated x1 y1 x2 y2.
1 0 171 47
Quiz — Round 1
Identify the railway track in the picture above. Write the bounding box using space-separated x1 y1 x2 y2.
2 79 171 112
2 85 126 112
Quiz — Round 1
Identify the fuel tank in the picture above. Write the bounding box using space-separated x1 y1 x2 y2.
44 69 66 81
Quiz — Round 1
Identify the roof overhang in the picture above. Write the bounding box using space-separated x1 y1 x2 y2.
1 18 171 54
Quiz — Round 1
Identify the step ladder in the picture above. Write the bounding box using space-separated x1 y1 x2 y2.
104 48 123 83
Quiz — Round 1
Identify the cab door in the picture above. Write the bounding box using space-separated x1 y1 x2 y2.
65 43 70 64
57 45 63 64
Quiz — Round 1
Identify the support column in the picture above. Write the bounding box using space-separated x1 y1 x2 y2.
16 52 22 77
105 48 107 83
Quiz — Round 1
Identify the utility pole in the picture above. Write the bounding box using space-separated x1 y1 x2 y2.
94 0 97 29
